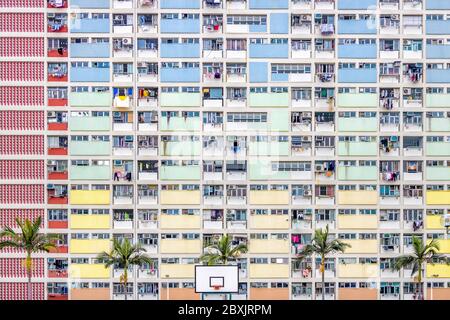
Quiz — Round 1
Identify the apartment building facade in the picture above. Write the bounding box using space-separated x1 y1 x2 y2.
0 0 450 300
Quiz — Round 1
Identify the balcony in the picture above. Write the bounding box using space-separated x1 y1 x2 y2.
248 92 289 108
69 116 110 131
160 92 201 107
70 18 110 33
427 166 450 181
69 165 110 180
160 239 202 254
337 93 377 108
426 191 450 205
337 166 377 181
338 68 377 83
248 0 288 9
249 43 289 59
337 141 378 156
71 288 110 300
249 215 289 229
160 43 200 58
337 190 378 205
338 263 378 278
338 0 376 9
249 264 289 279
161 140 201 156
160 215 201 229
338 215 378 229
431 239 450 254
343 239 378 254
338 118 377 132
69 190 111 205
426 0 450 9
68 264 110 279
426 215 446 230
70 67 110 82
160 19 200 34
70 141 111 156
160 67 200 83
426 20 450 35
70 214 110 229
70 0 110 8
249 160 311 181
248 190 290 205
426 142 450 156
338 19 377 34
338 44 377 59
160 117 201 132
248 141 289 156
338 288 377 300
69 91 111 107
160 165 201 180
427 69 450 83
160 190 201 205
159 264 195 279
69 239 110 254
160 287 200 300
248 239 290 254
427 44 450 59
70 43 110 58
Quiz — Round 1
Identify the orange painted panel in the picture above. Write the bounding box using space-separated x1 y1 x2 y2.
250 288 289 300
338 288 377 300
160 288 200 300
71 288 110 300
427 288 450 300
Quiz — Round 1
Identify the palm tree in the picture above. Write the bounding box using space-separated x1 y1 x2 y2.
393 236 443 300
0 217 59 300
97 237 153 300
296 225 350 300
200 234 248 265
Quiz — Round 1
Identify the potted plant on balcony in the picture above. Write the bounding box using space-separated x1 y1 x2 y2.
97 237 153 300
392 236 445 300
295 224 350 300
0 217 59 300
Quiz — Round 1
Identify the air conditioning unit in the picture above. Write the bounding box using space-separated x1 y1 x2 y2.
301 15 311 21
391 15 399 20
48 111 57 117
47 184 55 189
48 13 56 18
114 15 124 21
315 164 324 171
122 38 132 45
403 88 412 95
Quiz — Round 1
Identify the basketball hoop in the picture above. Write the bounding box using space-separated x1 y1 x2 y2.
212 285 222 291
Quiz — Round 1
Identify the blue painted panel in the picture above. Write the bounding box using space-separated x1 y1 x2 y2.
70 43 110 58
160 0 200 9
160 68 200 82
427 20 450 35
338 69 377 83
71 67 110 82
249 62 268 83
160 43 200 58
427 69 450 83
249 43 289 58
271 73 289 82
338 20 377 34
338 0 376 9
426 0 450 9
338 44 377 59
249 24 268 33
160 19 200 33
70 0 110 8
249 0 288 9
270 13 289 34
70 18 110 33
426 45 450 59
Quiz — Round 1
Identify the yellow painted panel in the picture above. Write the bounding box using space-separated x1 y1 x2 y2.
428 239 450 254
249 264 289 278
426 215 445 230
69 239 111 254
338 215 378 229
249 190 290 205
69 190 111 205
249 239 290 254
426 191 450 205
160 215 201 229
338 264 378 278
160 239 202 254
160 264 195 279
70 214 110 229
426 264 450 278
249 215 290 229
68 264 110 279
343 239 378 254
337 191 377 205
160 190 201 205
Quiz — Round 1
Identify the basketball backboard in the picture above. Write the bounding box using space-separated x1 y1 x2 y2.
195 265 239 293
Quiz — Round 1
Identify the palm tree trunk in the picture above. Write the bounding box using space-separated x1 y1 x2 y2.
123 267 128 301
321 257 325 301
26 254 32 300
418 266 424 300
